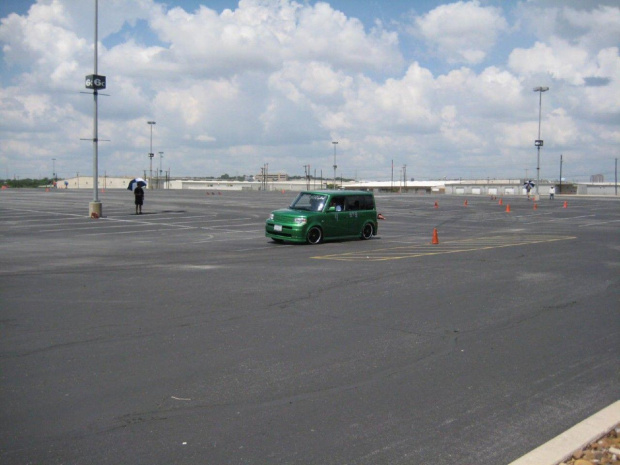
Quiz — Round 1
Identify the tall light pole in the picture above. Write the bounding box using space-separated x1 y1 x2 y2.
147 121 156 189
85 0 106 217
159 152 163 189
332 141 338 189
533 86 549 200
52 158 56 184
559 154 563 194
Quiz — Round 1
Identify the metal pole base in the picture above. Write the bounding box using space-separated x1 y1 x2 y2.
89 201 102 219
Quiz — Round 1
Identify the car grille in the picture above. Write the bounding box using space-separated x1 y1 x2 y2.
268 224 293 237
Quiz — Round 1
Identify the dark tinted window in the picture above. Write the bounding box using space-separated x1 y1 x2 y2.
345 195 374 211
360 195 375 210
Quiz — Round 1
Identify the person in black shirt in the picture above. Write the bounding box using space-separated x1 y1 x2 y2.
134 185 144 214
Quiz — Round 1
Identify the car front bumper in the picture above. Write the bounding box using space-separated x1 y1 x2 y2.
265 220 307 243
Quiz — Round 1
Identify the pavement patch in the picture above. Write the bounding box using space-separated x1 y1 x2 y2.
312 234 577 262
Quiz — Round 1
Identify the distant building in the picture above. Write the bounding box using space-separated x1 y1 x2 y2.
256 172 287 182
590 174 604 182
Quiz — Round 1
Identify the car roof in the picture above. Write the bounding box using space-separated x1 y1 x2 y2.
301 190 373 196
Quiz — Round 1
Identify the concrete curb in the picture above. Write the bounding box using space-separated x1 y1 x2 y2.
508 400 620 465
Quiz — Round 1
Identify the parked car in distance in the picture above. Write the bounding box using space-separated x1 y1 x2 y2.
265 190 378 244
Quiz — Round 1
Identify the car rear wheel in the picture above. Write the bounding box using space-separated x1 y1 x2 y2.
306 226 322 244
361 222 374 240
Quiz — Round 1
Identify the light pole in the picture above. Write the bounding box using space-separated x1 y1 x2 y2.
559 154 563 194
83 0 106 217
533 86 549 200
52 158 56 184
147 121 156 189
159 152 163 189
332 141 338 189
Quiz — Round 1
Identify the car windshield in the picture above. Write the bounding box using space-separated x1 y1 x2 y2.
290 193 327 212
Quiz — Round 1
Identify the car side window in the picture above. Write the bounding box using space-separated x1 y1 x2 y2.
345 196 361 211
362 195 374 210
330 197 345 211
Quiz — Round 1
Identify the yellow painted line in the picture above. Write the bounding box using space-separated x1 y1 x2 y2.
311 235 577 261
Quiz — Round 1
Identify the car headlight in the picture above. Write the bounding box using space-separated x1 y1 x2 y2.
294 217 307 225
268 213 274 220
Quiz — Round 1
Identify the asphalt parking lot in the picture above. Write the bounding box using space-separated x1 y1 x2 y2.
1 188 618 465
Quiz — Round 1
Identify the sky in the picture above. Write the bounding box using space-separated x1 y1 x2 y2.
0 0 619 182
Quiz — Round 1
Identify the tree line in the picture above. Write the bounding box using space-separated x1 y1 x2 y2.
1 178 56 188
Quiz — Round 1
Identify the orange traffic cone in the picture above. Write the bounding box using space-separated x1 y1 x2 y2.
563 201 568 208
434 201 438 209
464 200 468 207
505 204 511 213
499 198 503 206
431 228 439 244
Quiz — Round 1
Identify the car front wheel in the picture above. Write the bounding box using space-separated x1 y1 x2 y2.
361 222 374 240
306 226 322 244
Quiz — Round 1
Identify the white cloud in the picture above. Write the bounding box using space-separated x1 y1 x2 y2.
0 2 88 90
411 1 508 64
268 61 352 104
508 39 592 85
516 3 620 53
146 0 402 78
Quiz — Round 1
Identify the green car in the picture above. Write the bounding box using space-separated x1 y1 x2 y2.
266 190 378 244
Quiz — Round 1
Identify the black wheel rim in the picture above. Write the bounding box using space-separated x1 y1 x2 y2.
362 224 373 239
308 228 321 244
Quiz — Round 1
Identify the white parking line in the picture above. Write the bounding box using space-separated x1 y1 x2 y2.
84 228 188 236
547 214 597 222
578 219 620 227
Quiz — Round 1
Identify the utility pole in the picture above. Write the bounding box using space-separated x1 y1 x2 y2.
147 121 155 189
303 165 310 190
559 154 563 194
159 152 164 189
332 141 338 189
533 86 549 201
